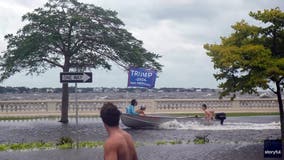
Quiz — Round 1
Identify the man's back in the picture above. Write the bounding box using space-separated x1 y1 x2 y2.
204 109 214 120
100 102 138 160
104 129 138 160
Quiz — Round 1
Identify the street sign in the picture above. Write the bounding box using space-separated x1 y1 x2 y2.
60 72 92 83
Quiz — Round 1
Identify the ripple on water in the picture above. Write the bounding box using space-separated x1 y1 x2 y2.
159 120 280 130
0 116 280 145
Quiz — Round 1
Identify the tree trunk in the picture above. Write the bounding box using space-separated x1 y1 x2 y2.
59 82 69 123
59 55 70 123
275 81 284 142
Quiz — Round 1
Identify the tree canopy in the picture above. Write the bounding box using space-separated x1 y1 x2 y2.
0 0 162 81
0 0 162 123
204 7 284 140
204 7 284 98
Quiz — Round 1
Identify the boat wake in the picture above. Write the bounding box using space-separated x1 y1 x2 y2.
159 120 280 130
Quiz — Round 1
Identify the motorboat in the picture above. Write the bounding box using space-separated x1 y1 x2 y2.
120 113 226 129
120 113 199 128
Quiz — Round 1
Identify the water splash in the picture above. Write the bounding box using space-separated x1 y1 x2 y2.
159 120 280 130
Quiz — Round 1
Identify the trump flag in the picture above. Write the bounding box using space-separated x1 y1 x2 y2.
127 67 157 89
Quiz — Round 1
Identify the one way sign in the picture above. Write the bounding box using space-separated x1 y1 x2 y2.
60 72 92 83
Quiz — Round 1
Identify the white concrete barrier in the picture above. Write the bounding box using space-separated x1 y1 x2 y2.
0 98 280 116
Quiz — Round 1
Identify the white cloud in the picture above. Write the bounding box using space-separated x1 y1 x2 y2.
0 0 283 88
130 20 201 54
0 0 45 54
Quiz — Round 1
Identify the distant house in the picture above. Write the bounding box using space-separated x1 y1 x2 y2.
201 88 213 92
46 88 55 93
93 87 103 93
195 88 202 92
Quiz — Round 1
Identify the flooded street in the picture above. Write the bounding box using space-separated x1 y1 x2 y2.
0 144 266 160
0 116 281 160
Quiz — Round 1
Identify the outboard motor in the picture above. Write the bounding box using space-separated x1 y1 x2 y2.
215 112 226 125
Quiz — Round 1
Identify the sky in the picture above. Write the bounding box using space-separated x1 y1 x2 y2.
0 0 283 88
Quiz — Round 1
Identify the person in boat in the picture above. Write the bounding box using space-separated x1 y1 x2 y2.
136 106 146 116
100 102 138 160
201 104 215 121
126 99 139 115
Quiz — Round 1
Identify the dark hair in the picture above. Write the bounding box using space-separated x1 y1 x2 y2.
202 104 207 109
100 102 121 127
140 106 146 110
131 99 137 106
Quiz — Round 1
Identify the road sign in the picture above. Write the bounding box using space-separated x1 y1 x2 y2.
60 72 92 83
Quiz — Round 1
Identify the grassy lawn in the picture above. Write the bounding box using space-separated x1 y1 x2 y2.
0 116 59 121
221 112 279 117
0 112 279 120
165 112 279 117
0 115 99 121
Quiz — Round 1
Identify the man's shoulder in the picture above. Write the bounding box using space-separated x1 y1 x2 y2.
121 130 133 141
107 130 129 140
105 132 131 147
104 136 119 149
104 137 114 144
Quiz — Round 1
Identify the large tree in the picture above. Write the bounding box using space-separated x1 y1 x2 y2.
0 0 162 123
204 8 284 141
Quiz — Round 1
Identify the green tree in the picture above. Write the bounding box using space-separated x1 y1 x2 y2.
0 0 162 123
204 7 284 141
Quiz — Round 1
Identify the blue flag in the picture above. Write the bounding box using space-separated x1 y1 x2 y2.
128 68 157 89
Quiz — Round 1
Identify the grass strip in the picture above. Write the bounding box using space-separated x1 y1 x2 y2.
0 140 105 151
0 112 279 121
0 115 99 121
167 112 279 117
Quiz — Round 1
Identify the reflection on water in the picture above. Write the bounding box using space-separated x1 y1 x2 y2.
0 116 281 160
0 116 280 144
0 144 267 160
0 117 106 144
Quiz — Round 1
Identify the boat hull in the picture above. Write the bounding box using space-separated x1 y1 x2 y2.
120 113 201 128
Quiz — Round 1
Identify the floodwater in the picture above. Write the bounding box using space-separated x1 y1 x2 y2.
0 116 281 160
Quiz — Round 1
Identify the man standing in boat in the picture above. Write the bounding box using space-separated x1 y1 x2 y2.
126 99 139 115
201 104 215 121
101 102 138 160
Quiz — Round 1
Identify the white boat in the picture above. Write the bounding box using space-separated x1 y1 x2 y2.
120 113 200 128
120 113 226 129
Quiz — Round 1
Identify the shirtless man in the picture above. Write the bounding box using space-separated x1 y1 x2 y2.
100 102 138 160
201 104 214 121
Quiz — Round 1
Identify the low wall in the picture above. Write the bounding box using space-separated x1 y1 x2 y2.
0 99 278 116
0 98 280 116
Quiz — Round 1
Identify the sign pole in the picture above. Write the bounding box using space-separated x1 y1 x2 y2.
75 82 79 149
59 71 92 149
125 89 129 110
